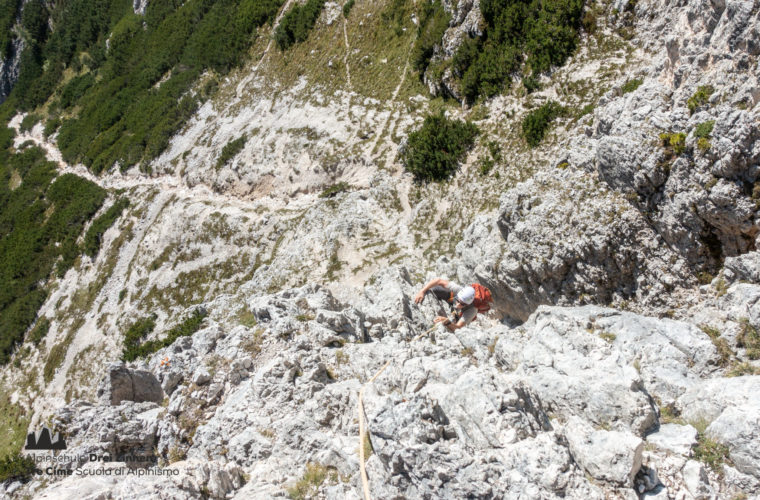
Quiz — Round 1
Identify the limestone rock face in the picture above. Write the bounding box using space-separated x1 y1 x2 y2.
25 282 760 498
96 363 164 406
564 416 644 486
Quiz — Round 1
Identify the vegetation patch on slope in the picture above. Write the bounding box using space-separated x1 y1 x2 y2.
3 0 284 174
0 134 105 365
402 113 478 182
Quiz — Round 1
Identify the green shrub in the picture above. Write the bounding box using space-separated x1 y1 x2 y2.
523 75 540 93
83 197 129 257
122 309 207 361
28 317 50 345
688 85 714 114
522 101 563 147
697 137 711 152
319 181 350 198
659 132 686 155
694 120 714 138
411 1 450 74
20 113 42 133
216 135 247 169
454 0 584 102
402 113 479 182
0 147 105 365
342 0 355 18
274 0 326 50
43 117 61 138
621 77 642 94
0 452 37 483
0 0 20 60
8 0 283 172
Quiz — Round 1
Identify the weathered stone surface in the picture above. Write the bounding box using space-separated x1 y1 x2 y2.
646 424 698 456
96 363 163 406
706 403 760 479
564 416 644 486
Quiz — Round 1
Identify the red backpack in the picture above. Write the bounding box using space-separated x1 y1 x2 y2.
471 283 493 314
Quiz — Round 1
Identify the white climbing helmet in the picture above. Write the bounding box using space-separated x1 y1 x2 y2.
456 286 475 305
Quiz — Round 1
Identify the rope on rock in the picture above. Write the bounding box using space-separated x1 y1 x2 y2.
358 359 390 500
356 323 438 499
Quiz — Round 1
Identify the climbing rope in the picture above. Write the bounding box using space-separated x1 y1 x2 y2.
358 360 390 500
356 322 438 499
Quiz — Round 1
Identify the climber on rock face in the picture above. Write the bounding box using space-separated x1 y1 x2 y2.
413 278 492 332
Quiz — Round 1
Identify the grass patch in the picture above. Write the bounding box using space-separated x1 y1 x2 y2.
43 327 76 383
621 77 642 94
241 328 265 356
726 361 760 377
737 317 760 360
236 308 258 328
122 308 207 361
692 419 731 475
287 462 332 500
598 331 616 343
28 317 50 345
402 113 478 182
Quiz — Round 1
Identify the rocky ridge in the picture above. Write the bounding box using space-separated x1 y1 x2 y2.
1 0 760 498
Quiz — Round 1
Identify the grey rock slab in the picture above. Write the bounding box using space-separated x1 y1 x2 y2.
681 460 714 500
707 403 760 479
564 416 644 486
96 362 163 406
677 376 760 422
509 307 657 435
646 424 698 456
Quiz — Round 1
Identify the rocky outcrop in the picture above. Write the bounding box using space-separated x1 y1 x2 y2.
96 363 164 406
21 281 757 499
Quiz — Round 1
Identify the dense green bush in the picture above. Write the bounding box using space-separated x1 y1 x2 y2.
216 135 247 169
0 144 105 364
274 0 326 50
0 452 37 482
0 0 20 59
83 198 130 257
454 0 584 103
7 0 283 173
122 309 207 361
342 0 355 18
411 1 450 74
522 101 563 147
402 113 479 182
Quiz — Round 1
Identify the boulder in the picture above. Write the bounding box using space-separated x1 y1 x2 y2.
96 363 163 406
646 424 698 456
564 417 644 486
